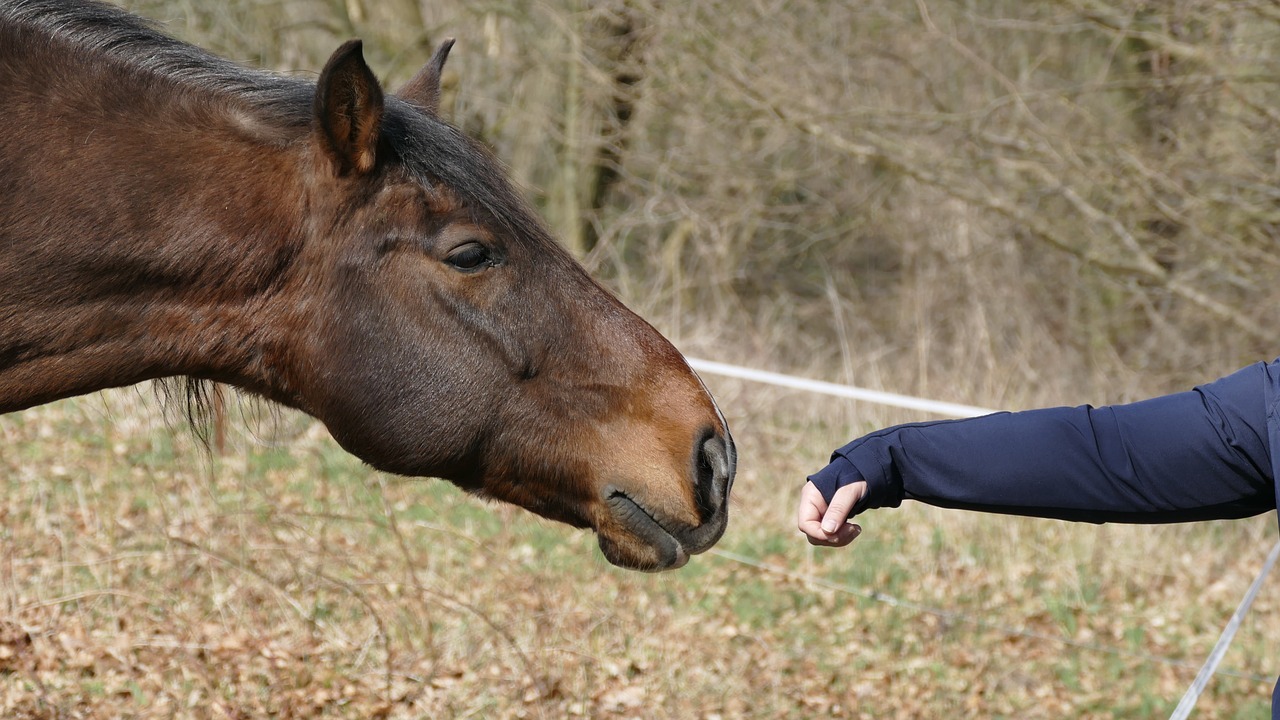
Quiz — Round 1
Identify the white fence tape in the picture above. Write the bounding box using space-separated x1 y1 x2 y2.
684 355 1278 716
685 357 998 418
1168 538 1280 720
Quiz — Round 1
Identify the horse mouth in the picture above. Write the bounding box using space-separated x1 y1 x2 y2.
599 490 690 572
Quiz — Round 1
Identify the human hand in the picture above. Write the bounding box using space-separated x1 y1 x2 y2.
796 480 865 547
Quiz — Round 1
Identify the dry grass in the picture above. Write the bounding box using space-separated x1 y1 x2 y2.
2 378 1276 718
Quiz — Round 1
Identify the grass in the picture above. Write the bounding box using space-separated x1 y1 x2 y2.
2 382 1277 719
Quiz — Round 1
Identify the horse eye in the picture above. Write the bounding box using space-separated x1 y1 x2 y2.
445 242 492 272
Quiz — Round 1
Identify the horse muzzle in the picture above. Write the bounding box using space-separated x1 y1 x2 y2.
596 429 735 572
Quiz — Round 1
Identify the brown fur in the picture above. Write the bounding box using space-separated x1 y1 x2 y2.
0 0 734 571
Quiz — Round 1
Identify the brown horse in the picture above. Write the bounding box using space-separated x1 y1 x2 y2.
0 0 734 572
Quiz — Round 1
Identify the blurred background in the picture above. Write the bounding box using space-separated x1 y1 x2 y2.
4 1 1280 717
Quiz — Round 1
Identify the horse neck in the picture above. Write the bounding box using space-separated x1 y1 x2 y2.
0 43 310 413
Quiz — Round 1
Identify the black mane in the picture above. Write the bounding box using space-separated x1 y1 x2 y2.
1 0 308 115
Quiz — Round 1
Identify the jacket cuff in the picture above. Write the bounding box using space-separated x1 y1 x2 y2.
807 436 903 514
807 456 855 502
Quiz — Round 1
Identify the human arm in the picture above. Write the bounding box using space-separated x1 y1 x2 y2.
799 360 1280 544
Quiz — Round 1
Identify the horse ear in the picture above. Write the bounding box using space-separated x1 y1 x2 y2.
396 38 455 115
314 39 384 176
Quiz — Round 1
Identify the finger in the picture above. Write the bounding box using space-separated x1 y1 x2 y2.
796 482 828 533
821 483 861 534
828 521 862 546
799 523 828 543
805 523 862 547
797 507 830 542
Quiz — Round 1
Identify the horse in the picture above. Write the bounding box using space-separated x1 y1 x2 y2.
0 0 735 572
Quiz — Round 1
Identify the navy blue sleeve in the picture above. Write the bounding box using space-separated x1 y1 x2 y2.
807 361 1279 523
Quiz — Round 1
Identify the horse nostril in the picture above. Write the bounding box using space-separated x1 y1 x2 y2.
694 431 733 522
